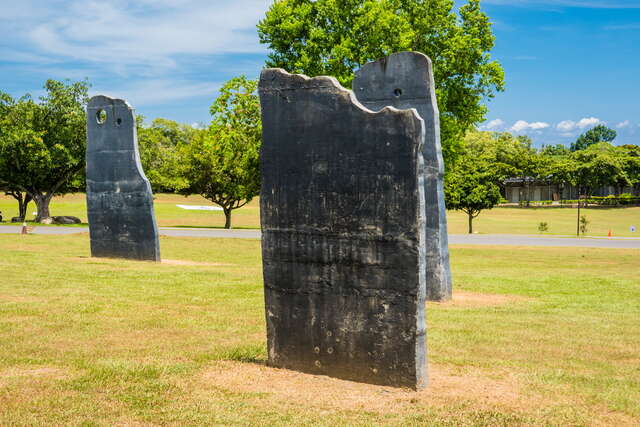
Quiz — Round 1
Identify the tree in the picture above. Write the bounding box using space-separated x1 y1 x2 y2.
0 93 32 220
570 124 616 152
258 0 505 164
619 145 640 196
137 117 200 193
559 142 629 198
445 142 504 234
540 144 570 157
0 80 89 222
177 76 261 229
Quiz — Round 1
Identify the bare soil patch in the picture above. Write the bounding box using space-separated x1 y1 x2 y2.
67 256 232 267
200 361 532 412
161 259 233 267
430 291 531 308
0 367 68 381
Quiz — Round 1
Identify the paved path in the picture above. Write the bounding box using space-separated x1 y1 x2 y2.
1 225 639 249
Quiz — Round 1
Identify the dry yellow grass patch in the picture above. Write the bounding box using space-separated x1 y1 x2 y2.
195 362 638 426
199 361 531 412
0 367 68 381
161 259 234 267
429 291 531 308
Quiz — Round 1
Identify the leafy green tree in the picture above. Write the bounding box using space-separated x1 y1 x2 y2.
616 144 640 196
570 124 616 152
0 93 33 220
177 76 261 229
0 80 89 221
258 0 505 164
559 142 629 197
540 144 570 157
445 140 504 234
464 130 551 206
137 117 200 192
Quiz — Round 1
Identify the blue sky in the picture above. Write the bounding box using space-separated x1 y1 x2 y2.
1 0 639 147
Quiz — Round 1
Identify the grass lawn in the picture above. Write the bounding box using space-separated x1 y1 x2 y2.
0 233 638 425
2 193 640 237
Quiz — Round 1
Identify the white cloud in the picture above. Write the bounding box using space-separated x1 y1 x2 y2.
556 117 603 132
510 120 550 132
1 0 271 73
576 117 602 128
557 120 577 132
91 79 222 107
617 120 630 128
479 119 505 131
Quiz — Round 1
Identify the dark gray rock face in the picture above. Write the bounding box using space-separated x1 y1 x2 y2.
86 96 160 262
259 69 427 389
52 216 81 225
353 51 452 302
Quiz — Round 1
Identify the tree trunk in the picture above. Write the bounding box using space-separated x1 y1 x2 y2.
223 208 232 229
20 195 31 219
6 191 32 220
468 212 473 234
33 193 53 222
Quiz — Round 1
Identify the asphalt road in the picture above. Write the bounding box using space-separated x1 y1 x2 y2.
1 225 639 249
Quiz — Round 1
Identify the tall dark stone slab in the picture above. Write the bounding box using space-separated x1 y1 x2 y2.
86 95 160 262
353 51 452 302
259 69 427 389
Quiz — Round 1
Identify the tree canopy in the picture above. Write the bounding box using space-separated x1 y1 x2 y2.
0 79 89 221
258 0 504 164
176 76 261 229
570 124 617 152
445 146 504 234
137 117 200 193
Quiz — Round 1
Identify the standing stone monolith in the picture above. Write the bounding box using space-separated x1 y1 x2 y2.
353 51 452 301
86 95 160 262
259 69 427 389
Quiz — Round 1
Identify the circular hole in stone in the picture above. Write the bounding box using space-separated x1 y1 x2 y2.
393 88 403 97
116 118 122 126
96 109 107 125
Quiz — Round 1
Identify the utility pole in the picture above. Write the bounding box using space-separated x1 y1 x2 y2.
576 185 581 237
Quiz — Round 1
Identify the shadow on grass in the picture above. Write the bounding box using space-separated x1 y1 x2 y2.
196 343 267 365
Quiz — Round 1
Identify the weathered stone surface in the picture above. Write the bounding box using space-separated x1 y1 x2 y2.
52 216 81 225
353 51 452 301
86 95 160 262
259 69 427 389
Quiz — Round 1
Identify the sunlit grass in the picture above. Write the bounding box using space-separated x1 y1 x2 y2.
0 233 638 425
2 193 639 236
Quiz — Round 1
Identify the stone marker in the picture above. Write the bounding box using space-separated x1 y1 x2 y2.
353 51 452 302
259 69 427 389
86 95 160 261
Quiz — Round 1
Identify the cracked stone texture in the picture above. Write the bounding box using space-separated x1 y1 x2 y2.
353 51 452 302
86 95 160 262
259 69 427 389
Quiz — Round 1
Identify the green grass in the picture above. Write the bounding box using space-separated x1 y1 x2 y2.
2 193 639 236
0 234 638 425
447 206 640 237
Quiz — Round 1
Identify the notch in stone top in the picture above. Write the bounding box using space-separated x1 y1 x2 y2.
353 51 452 302
354 51 436 105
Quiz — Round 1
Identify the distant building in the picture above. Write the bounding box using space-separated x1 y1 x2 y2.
503 178 636 203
